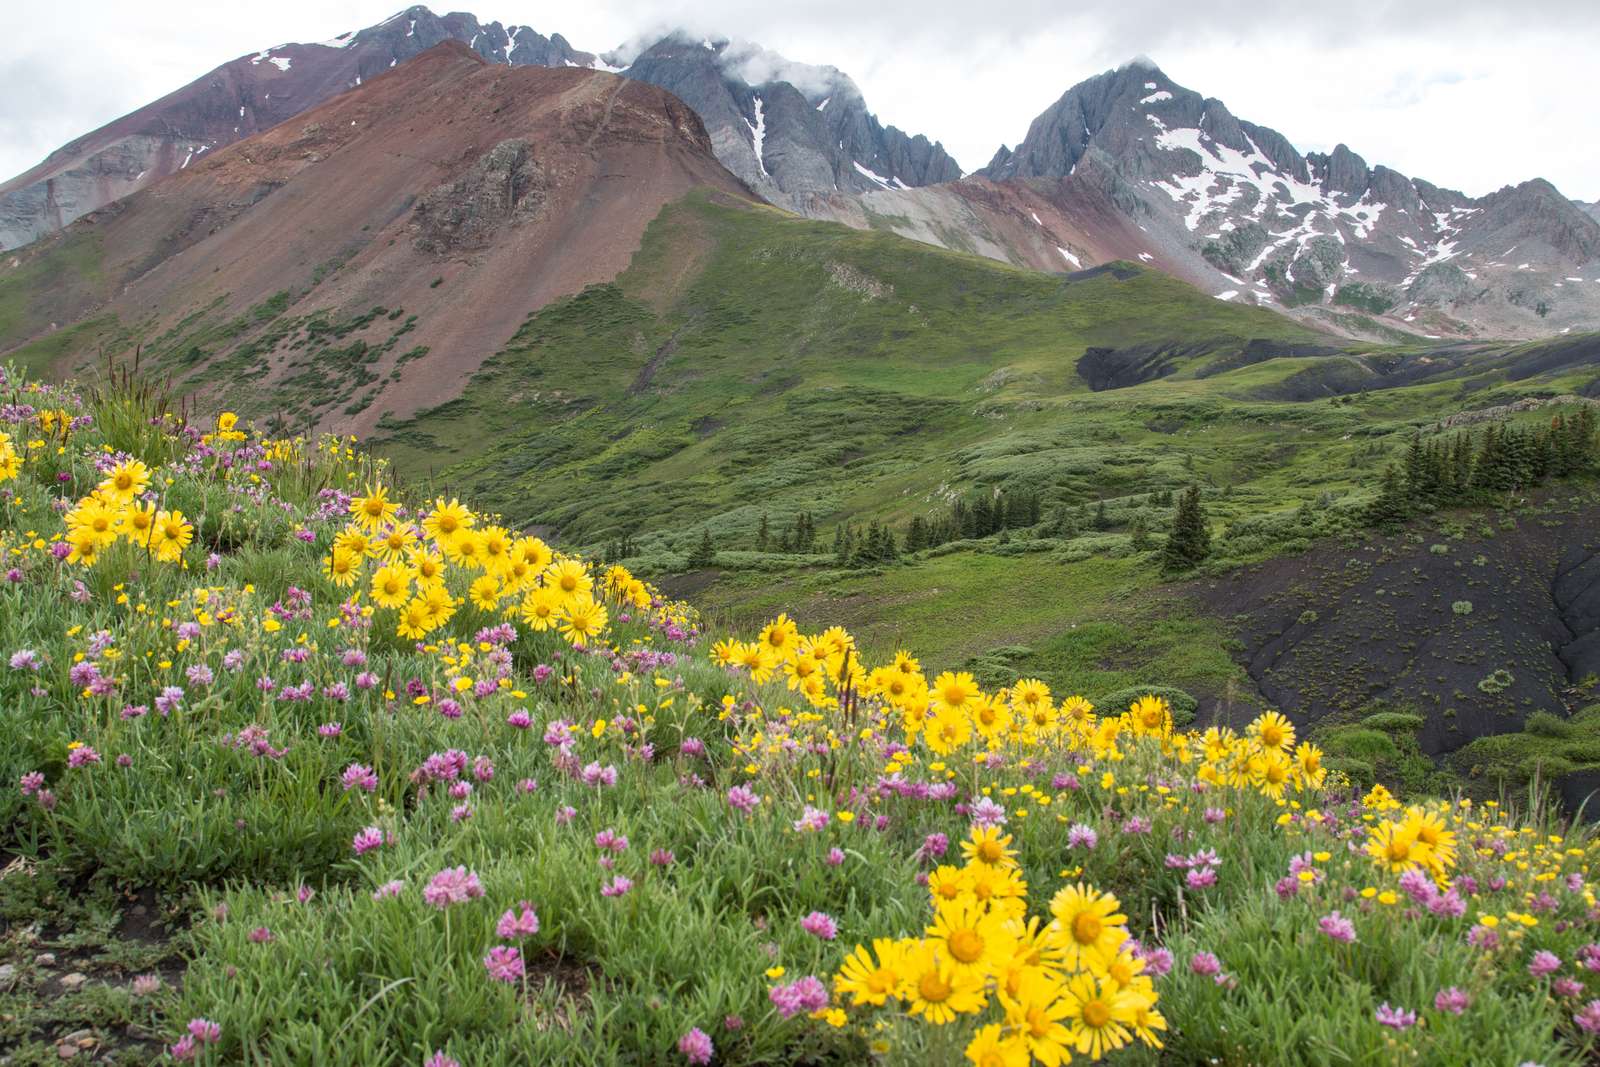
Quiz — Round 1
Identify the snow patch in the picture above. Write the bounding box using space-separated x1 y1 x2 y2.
1030 212 1042 226
1137 252 1154 262
1215 290 1239 301
503 27 520 64
746 96 768 178
853 160 893 189
1140 91 1173 104
1056 246 1081 268
816 96 830 111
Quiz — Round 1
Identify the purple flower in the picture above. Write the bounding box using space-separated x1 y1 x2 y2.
185 663 215 687
769 976 828 1019
793 805 830 833
9 649 40 671
483 945 525 983
186 1019 221 1044
601 876 633 898
917 832 949 862
424 1053 461 1067
423 866 484 909
497 902 540 939
1189 952 1221 977
1319 911 1357 944
677 1027 714 1065
650 848 675 867
506 709 532 729
19 771 45 796
248 927 274 944
1577 1000 1600 1034
153 686 184 715
1555 977 1585 998
1529 950 1562 978
801 911 838 940
680 737 705 758
1375 1003 1417 1030
726 784 760 814
969 795 1007 827
825 847 846 867
1186 867 1218 890
372 880 405 901
66 746 101 769
1139 946 1174 978
342 764 378 793
1067 823 1098 850
1433 987 1470 1015
352 827 388 856
580 762 618 788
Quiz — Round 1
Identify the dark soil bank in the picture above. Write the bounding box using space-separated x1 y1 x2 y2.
1195 495 1600 756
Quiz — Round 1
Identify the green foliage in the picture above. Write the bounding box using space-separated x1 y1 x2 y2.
1160 485 1212 574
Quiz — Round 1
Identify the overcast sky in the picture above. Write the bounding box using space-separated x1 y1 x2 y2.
3 1 1595 200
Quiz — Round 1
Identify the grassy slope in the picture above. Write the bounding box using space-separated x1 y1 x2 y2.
372 193 1320 541
368 193 1600 735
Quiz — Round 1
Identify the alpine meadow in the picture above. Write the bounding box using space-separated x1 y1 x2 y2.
2 5 1600 1066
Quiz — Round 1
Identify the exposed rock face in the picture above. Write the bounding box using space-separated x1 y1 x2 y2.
0 6 595 251
0 44 754 437
2 12 956 249
412 140 546 252
616 34 960 211
838 58 1600 341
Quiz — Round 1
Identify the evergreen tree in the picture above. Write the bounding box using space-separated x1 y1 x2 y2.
905 515 930 553
1160 486 1211 573
1363 465 1409 528
1093 500 1110 531
1130 514 1151 552
756 513 770 552
687 528 716 569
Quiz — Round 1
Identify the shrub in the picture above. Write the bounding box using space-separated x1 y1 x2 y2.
1092 685 1199 726
1524 711 1576 739
1452 600 1473 615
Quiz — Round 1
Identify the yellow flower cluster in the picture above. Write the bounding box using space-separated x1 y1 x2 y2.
339 489 652 645
63 457 193 566
722 618 1328 801
0 430 20 483
1365 804 1459 877
711 614 860 707
836 825 1164 1065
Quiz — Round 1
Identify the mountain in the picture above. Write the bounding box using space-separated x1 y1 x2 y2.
815 61 1600 342
0 6 599 252
0 42 752 432
614 34 961 211
0 8 955 250
1580 201 1600 224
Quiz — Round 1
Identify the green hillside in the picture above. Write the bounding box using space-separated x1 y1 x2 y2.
372 192 1323 539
